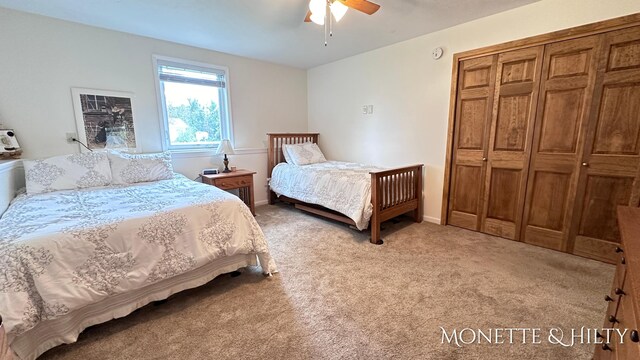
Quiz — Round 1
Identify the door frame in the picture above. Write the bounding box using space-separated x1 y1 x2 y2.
441 12 640 225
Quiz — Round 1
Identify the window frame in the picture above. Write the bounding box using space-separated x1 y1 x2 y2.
152 55 234 152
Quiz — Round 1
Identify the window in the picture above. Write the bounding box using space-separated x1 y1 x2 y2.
154 56 232 150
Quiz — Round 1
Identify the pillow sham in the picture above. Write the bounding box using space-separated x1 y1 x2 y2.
283 142 327 166
24 152 112 195
108 151 174 185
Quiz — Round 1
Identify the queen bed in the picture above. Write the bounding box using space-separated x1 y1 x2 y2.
267 133 423 244
0 153 276 360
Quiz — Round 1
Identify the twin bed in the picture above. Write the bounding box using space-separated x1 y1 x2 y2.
267 133 424 244
0 168 275 360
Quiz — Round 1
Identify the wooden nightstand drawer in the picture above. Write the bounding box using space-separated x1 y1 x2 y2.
213 175 252 190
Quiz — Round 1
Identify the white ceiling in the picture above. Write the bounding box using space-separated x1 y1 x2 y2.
0 0 540 68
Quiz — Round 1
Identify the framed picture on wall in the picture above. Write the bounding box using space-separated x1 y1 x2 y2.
71 88 140 152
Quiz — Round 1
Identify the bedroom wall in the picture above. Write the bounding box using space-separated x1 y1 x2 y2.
0 7 308 205
307 0 640 223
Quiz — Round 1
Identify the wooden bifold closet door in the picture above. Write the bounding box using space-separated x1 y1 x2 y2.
447 55 497 231
570 26 640 262
481 46 544 240
445 20 640 263
521 35 601 251
448 47 544 239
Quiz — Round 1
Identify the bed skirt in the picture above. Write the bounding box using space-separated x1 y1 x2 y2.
6 254 260 360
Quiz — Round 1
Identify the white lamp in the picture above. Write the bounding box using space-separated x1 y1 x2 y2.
215 139 235 173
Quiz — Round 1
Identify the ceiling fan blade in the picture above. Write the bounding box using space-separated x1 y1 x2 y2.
336 0 380 15
304 10 312 22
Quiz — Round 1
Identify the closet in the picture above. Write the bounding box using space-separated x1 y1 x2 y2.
443 15 640 263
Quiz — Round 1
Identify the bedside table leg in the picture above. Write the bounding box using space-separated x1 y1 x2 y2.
249 184 255 215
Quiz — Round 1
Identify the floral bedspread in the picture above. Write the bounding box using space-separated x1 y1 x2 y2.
269 161 384 230
0 174 275 339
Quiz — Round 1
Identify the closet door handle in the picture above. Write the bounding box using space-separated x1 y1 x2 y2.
582 162 589 166
482 157 487 161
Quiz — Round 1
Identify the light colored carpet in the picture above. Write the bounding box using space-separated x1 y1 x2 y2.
42 204 614 359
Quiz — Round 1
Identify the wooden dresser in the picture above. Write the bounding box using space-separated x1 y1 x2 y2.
595 206 640 359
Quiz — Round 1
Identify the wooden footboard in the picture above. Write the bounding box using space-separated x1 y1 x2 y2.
370 165 424 244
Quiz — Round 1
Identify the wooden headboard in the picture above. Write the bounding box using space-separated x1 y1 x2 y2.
267 133 319 177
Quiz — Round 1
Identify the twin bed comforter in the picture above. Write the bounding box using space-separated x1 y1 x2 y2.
0 174 276 343
269 161 384 230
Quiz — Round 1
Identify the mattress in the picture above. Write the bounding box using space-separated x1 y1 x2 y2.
0 174 276 359
269 161 384 230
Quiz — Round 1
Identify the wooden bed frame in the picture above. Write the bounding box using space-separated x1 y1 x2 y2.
267 133 424 244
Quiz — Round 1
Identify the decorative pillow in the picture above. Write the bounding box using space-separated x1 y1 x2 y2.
108 151 174 184
283 142 327 166
24 152 112 195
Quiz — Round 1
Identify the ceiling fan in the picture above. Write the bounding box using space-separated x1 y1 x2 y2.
304 0 381 25
304 0 381 45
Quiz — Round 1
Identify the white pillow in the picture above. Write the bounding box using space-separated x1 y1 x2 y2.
283 142 327 166
108 151 174 185
24 152 112 195
282 145 294 164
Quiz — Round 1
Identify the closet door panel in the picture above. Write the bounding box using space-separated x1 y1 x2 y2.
480 46 544 240
521 35 601 251
593 83 640 154
572 26 640 263
448 55 497 231
449 165 482 228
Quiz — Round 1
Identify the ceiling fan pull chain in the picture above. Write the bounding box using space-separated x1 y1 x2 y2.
324 0 329 46
324 22 327 46
329 0 333 37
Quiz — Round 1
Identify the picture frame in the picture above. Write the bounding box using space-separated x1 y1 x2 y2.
71 88 140 152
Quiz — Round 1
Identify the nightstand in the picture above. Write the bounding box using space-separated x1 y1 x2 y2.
201 170 256 215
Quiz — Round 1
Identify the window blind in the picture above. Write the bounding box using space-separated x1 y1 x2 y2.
157 61 226 88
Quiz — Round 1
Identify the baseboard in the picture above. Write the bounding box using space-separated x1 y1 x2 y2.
255 199 269 207
423 215 440 224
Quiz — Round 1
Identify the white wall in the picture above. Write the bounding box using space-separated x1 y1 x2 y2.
0 8 308 205
307 0 640 223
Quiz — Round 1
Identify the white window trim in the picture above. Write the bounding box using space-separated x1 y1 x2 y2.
152 55 235 152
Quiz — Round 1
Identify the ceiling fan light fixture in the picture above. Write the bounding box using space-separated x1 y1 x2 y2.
330 1 348 22
310 11 325 25
309 0 326 15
